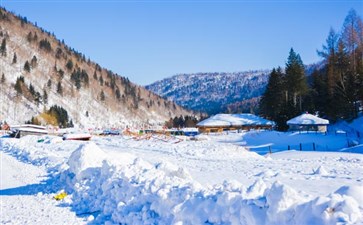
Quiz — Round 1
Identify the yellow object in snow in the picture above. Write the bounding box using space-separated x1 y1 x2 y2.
53 191 67 201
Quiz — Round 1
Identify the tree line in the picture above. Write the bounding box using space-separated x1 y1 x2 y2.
259 9 363 130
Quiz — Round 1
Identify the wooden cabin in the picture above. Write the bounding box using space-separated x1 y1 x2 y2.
196 114 275 133
287 113 329 132
10 124 48 138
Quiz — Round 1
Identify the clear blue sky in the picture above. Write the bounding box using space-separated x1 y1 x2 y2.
1 0 362 85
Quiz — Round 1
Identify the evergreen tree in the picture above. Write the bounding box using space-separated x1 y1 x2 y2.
39 39 52 52
43 89 48 105
115 88 121 100
47 79 52 89
1 73 5 83
27 32 33 42
66 59 73 71
284 48 308 116
0 38 6 56
99 75 104 86
48 105 71 128
310 70 329 115
31 55 38 68
56 81 63 95
259 67 286 130
12 53 17 64
28 83 35 96
14 77 24 94
24 61 31 72
100 90 105 101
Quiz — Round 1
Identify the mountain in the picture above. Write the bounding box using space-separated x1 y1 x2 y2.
145 70 271 115
0 7 191 128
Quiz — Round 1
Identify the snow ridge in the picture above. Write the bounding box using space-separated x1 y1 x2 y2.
60 143 363 225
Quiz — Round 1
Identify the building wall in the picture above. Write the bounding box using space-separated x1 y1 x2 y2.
288 124 327 132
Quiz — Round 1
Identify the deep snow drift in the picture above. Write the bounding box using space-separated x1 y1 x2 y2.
1 132 363 224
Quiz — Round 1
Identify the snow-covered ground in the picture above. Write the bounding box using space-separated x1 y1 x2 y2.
1 128 363 224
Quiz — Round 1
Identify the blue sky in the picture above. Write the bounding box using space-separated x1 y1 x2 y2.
1 1 362 85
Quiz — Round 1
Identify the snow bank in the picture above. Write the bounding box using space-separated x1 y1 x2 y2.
61 143 363 225
68 142 107 180
0 135 84 167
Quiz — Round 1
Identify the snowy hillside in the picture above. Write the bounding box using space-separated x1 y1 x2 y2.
145 71 270 114
0 8 191 127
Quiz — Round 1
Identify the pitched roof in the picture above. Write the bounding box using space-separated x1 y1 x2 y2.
197 114 275 127
287 113 329 125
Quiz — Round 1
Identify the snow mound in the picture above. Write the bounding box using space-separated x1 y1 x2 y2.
60 146 363 225
266 181 304 223
313 165 329 176
68 142 107 180
335 185 363 208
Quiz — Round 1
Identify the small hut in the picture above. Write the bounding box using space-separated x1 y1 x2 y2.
196 113 275 133
287 113 329 132
9 124 48 138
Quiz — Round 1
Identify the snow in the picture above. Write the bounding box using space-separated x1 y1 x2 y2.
0 152 86 225
287 113 329 125
63 133 92 141
239 130 357 154
197 113 275 127
1 120 363 224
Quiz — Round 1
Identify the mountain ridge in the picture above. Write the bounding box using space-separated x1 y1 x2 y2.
145 70 271 115
0 7 192 128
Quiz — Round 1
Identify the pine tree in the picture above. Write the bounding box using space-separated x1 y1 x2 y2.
1 73 5 83
14 77 24 94
100 90 105 101
28 83 35 96
57 81 63 95
24 61 31 72
284 48 308 116
66 59 73 71
259 67 286 130
27 32 33 42
43 89 48 105
47 79 52 89
99 75 104 86
310 70 329 116
12 53 17 64
115 87 121 100
0 38 6 56
31 55 38 68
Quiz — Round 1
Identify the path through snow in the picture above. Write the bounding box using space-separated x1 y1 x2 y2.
0 152 86 225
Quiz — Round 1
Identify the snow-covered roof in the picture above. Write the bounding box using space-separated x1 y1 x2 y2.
197 114 275 127
287 113 329 125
